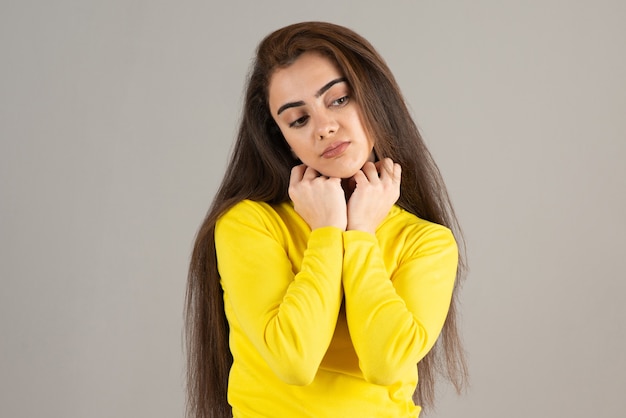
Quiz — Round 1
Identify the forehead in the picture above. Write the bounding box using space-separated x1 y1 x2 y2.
268 52 345 104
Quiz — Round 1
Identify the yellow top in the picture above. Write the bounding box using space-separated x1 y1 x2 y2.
215 200 458 418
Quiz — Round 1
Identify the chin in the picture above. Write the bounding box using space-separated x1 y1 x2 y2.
308 157 368 178
323 170 359 179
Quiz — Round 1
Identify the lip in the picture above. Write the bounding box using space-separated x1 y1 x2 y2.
321 141 350 158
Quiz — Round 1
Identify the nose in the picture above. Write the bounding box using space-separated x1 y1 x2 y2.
313 109 338 140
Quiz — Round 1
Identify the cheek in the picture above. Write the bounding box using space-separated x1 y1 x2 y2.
280 134 305 160
289 147 310 163
358 120 375 152
351 111 370 137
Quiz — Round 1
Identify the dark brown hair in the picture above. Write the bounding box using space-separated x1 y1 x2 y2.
185 21 467 418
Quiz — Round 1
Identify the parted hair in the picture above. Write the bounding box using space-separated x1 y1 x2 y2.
185 21 468 418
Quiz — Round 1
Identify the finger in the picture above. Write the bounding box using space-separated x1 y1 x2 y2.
351 169 368 186
289 164 306 187
393 162 402 182
302 165 320 181
376 158 394 176
361 161 379 181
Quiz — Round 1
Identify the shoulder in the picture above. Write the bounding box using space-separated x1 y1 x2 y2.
216 200 274 230
219 199 273 221
381 206 458 252
216 200 300 235
219 199 299 221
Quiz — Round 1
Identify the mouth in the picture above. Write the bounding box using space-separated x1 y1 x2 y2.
322 141 350 159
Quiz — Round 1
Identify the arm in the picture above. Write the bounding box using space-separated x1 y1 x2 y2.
215 201 344 385
342 224 458 385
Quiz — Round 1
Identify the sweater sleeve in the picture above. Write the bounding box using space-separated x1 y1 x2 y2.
342 225 458 385
215 201 344 385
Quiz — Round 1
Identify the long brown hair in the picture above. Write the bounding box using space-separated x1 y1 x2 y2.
185 21 468 418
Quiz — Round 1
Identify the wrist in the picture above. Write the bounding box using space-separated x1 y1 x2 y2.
311 218 347 231
346 223 375 234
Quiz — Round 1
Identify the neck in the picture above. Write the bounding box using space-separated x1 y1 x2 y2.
341 176 357 200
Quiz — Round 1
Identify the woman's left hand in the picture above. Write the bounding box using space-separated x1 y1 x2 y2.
346 158 401 234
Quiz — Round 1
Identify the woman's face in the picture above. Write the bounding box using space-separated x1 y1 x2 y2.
268 52 374 179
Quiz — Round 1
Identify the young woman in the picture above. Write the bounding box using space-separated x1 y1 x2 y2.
186 21 467 418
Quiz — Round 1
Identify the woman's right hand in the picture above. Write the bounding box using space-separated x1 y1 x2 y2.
289 164 347 231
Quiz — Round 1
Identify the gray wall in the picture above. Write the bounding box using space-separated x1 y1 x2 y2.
1 1 624 417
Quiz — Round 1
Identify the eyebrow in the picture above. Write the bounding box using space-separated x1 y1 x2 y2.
276 77 347 116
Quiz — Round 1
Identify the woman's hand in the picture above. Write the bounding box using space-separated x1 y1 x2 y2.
347 158 401 234
289 164 347 231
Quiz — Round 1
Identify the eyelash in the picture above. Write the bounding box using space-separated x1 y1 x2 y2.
288 95 350 128
332 96 349 106
289 116 309 128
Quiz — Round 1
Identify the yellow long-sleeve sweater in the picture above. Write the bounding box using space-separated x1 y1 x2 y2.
215 200 458 418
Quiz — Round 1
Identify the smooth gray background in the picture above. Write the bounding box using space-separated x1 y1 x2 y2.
1 1 624 417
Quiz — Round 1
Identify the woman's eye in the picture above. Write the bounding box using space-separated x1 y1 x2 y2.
289 115 309 128
331 96 349 107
